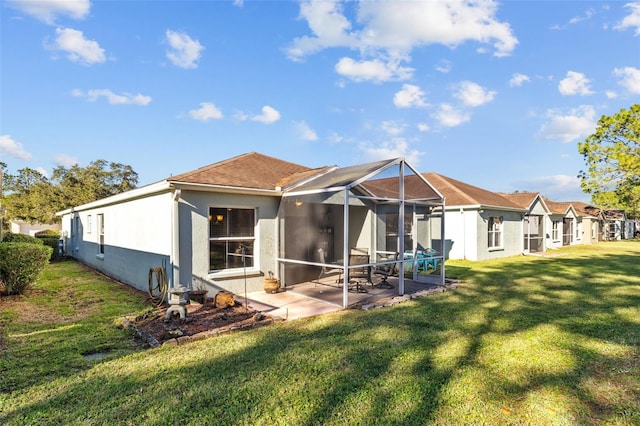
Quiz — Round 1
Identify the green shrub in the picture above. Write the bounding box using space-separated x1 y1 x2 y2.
35 229 60 238
38 237 62 259
0 242 52 295
1 232 44 244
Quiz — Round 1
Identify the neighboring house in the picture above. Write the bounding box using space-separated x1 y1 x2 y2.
498 192 550 254
571 202 602 244
9 220 61 237
602 209 627 240
57 152 445 309
423 173 527 261
544 201 580 248
623 218 636 239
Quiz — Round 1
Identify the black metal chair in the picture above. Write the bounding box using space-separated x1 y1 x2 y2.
316 248 342 284
348 253 370 293
373 252 397 289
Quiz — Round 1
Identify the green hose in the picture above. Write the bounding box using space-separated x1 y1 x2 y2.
148 267 167 305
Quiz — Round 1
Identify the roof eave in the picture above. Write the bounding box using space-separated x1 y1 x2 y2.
56 180 172 216
170 181 282 196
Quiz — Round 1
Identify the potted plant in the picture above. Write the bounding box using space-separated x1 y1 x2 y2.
189 284 208 304
263 270 280 293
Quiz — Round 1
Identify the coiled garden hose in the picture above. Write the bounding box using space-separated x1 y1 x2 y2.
148 267 167 305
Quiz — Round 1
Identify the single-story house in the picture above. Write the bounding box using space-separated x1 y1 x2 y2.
57 152 445 308
602 209 627 240
498 192 550 254
543 200 580 248
9 220 61 237
423 173 527 261
571 201 602 244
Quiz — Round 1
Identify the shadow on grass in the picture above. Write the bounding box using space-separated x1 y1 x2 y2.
2 242 639 424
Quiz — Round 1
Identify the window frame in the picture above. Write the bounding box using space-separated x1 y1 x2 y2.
487 216 503 250
208 206 257 274
97 213 104 258
552 220 559 240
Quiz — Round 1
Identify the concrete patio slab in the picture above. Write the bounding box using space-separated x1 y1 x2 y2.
245 288 342 321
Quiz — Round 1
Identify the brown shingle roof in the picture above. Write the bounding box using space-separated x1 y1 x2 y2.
498 192 542 209
570 201 600 217
545 200 573 215
423 173 522 209
167 152 316 190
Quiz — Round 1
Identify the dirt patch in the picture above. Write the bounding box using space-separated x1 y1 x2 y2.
132 299 270 343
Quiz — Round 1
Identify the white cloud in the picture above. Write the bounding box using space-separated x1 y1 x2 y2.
72 89 152 105
233 110 249 121
435 59 452 73
47 27 106 65
417 123 430 132
287 0 517 85
538 105 597 143
286 0 357 60
165 30 204 69
287 0 518 60
453 81 496 107
394 84 427 108
0 135 32 160
614 2 640 36
233 0 244 7
328 132 345 144
613 66 640 94
362 137 424 166
432 104 470 127
558 71 594 96
54 154 79 167
36 167 49 178
521 174 584 201
294 121 318 141
569 8 595 25
6 0 90 24
251 106 281 124
189 102 223 121
509 73 530 87
335 56 413 82
381 121 405 136
605 90 618 99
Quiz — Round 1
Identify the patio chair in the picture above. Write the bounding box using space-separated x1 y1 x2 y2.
350 247 369 256
373 252 397 289
316 248 342 284
348 253 370 293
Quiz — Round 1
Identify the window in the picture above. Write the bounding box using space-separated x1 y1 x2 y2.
209 207 255 271
384 212 413 252
97 214 104 255
487 216 502 249
552 221 559 240
87 215 92 234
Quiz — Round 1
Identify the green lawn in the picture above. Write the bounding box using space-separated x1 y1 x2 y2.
1 241 639 425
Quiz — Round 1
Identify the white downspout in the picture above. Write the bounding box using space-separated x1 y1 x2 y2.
398 161 405 295
342 188 350 308
171 189 181 293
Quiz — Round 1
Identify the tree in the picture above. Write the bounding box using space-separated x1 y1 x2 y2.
1 167 54 224
51 160 138 208
0 160 138 224
578 104 640 218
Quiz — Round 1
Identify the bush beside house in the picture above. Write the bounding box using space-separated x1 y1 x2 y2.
0 239 52 296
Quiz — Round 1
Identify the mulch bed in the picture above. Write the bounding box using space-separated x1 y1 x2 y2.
132 299 272 345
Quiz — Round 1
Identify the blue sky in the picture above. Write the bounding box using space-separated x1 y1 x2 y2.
1 0 639 203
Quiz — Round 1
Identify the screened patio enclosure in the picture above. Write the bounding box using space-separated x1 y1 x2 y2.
276 158 445 308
